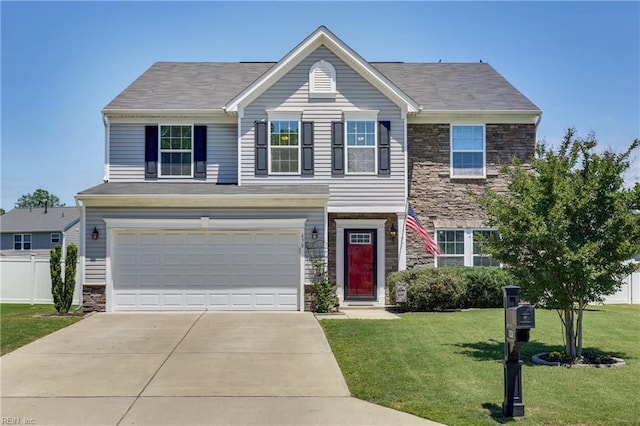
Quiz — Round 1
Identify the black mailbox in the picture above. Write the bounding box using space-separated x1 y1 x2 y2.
506 305 535 351
506 305 535 329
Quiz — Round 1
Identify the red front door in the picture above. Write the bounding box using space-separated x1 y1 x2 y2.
345 230 376 299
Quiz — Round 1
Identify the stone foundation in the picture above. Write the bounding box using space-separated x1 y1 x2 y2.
83 285 106 312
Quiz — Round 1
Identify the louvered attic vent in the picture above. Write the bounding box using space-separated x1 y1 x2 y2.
309 60 336 98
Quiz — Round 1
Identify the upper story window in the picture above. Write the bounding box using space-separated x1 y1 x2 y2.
451 125 485 178
51 233 61 244
160 125 193 177
309 60 336 98
269 119 300 174
345 112 378 174
14 234 31 250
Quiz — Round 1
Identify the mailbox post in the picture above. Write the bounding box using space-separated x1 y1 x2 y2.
502 285 535 417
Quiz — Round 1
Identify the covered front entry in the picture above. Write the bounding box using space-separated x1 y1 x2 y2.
334 218 391 306
110 229 301 311
344 229 377 299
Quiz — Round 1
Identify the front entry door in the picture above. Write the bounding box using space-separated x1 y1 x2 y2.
345 229 376 299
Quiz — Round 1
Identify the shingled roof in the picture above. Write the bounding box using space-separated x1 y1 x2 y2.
0 207 80 233
103 61 540 113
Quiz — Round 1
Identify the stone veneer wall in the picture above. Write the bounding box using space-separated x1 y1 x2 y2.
407 123 536 268
83 285 106 312
328 213 399 305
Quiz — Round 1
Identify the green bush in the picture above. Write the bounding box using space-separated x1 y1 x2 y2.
310 258 337 313
388 267 516 311
455 267 514 308
388 268 466 311
50 243 78 314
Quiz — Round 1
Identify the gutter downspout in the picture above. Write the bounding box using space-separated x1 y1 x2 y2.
103 113 110 182
534 112 542 151
74 198 85 312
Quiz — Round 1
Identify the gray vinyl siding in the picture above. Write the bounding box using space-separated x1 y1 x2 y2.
240 46 406 210
109 123 238 184
1 232 61 251
84 207 325 284
63 224 81 248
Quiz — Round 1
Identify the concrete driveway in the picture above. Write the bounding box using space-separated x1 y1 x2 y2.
0 312 439 425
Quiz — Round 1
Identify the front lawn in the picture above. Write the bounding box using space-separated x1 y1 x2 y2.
1 304 83 355
320 305 639 425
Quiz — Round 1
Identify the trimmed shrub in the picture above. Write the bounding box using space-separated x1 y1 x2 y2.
455 267 515 308
50 243 78 314
388 268 466 311
388 267 517 311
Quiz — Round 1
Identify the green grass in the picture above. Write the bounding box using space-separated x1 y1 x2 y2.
321 305 640 425
1 304 82 355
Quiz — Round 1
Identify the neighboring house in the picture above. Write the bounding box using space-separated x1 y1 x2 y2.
76 26 541 312
0 207 80 257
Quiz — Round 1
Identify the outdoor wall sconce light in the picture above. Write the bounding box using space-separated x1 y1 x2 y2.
91 227 99 240
389 223 397 240
311 226 319 240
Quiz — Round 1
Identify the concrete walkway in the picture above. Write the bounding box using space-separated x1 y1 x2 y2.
0 312 441 425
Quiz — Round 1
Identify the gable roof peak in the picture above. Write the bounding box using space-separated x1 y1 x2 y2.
224 26 421 114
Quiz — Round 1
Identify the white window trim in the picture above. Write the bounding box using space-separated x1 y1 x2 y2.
267 112 302 176
158 124 194 178
450 124 486 179
309 60 336 98
13 233 32 251
435 228 498 267
344 111 378 175
51 233 61 244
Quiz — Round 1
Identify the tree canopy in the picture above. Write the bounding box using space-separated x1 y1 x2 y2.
475 128 640 358
15 189 65 208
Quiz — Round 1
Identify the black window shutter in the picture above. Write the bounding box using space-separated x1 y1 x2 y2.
145 125 158 178
194 125 207 179
301 121 314 176
255 121 268 176
378 121 391 175
331 121 344 176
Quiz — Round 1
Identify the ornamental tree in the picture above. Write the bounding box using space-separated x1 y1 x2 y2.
475 128 640 359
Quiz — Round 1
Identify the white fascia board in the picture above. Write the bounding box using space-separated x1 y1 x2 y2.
328 205 406 214
103 109 236 123
409 110 542 124
224 26 420 114
78 193 329 208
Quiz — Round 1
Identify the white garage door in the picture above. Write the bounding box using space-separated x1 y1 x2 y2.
112 230 300 311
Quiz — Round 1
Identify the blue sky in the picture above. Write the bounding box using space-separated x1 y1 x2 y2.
1 1 639 209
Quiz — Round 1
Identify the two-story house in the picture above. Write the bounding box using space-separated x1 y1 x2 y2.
76 26 541 312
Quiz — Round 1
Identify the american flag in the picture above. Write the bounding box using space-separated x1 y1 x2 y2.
407 203 441 257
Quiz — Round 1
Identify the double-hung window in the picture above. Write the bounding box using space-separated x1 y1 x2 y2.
51 233 61 244
436 230 465 267
473 230 500 267
160 125 193 177
436 228 499 267
451 125 485 178
14 234 31 250
345 112 377 174
269 115 300 174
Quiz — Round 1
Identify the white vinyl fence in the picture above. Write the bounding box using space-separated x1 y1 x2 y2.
0 255 81 305
602 269 640 304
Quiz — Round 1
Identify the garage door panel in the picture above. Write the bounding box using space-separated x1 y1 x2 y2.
113 230 300 311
